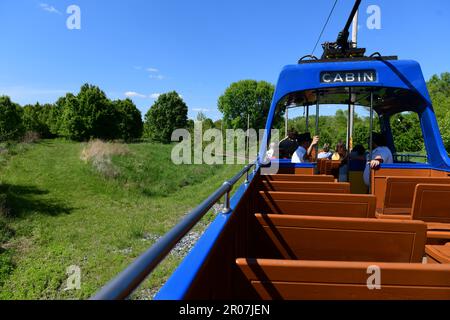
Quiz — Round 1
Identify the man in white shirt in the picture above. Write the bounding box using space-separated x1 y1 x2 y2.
364 132 394 186
292 133 320 163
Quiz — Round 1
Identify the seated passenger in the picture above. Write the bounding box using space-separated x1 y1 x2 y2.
363 132 394 186
331 141 348 163
317 143 333 160
350 144 367 161
279 130 299 159
266 142 278 160
292 133 319 163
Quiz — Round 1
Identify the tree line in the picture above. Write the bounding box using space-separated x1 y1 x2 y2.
0 74 449 152
0 84 189 143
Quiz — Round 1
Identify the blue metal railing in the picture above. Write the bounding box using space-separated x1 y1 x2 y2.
91 162 256 300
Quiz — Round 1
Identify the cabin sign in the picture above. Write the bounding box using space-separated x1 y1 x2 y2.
321 70 377 84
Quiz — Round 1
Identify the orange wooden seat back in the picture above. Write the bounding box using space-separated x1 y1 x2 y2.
236 259 450 300
383 177 450 214
254 214 427 262
261 174 334 182
259 181 350 193
412 184 450 224
257 191 376 218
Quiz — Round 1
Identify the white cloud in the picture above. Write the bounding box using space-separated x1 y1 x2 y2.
146 68 159 73
149 74 165 80
192 108 210 113
125 91 146 98
150 93 161 99
39 3 61 14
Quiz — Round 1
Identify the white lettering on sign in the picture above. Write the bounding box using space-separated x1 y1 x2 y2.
320 70 377 84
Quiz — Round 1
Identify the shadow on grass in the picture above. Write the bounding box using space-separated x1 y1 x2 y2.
0 184 73 218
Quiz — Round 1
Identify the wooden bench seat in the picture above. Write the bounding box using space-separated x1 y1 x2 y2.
317 159 341 177
254 214 427 262
260 174 335 183
257 191 376 218
381 177 450 215
259 181 350 193
377 184 450 240
236 259 450 300
426 243 450 264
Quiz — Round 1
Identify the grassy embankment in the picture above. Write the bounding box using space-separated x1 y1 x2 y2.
0 139 241 299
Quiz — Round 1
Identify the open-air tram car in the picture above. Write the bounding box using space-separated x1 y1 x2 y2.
93 1 450 300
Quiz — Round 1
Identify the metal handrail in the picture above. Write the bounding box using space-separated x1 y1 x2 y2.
91 162 256 300
394 153 428 163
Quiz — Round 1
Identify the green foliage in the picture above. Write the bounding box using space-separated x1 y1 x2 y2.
0 96 24 141
0 219 14 244
22 103 53 138
196 112 214 131
58 85 143 141
144 91 188 143
59 85 116 141
0 249 14 288
428 73 450 149
390 112 424 152
218 80 281 130
113 99 143 141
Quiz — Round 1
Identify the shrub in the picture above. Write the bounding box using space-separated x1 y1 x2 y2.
113 99 143 141
0 96 24 141
144 91 188 143
81 140 130 178
59 85 117 141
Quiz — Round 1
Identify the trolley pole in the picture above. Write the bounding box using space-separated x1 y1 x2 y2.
347 9 358 151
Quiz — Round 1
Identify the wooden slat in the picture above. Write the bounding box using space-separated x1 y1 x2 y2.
259 181 350 193
236 259 450 300
383 177 450 215
261 174 335 182
426 245 450 264
412 184 450 224
257 191 376 218
254 214 427 263
371 168 431 210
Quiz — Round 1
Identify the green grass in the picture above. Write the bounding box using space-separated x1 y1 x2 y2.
0 139 241 299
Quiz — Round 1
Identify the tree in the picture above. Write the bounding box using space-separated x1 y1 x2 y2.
144 91 188 143
427 73 450 149
22 103 52 138
390 112 424 152
0 96 23 141
218 80 281 130
59 84 118 141
196 112 214 131
59 93 85 140
113 98 143 141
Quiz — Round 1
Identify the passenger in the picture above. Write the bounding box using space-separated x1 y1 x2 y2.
266 142 278 160
317 143 333 160
279 130 299 159
363 132 394 186
350 144 367 161
332 141 348 162
292 133 319 163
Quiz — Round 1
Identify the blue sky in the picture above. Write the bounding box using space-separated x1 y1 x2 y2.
0 0 449 120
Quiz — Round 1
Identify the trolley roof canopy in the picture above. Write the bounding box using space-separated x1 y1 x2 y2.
270 59 432 115
262 58 450 168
